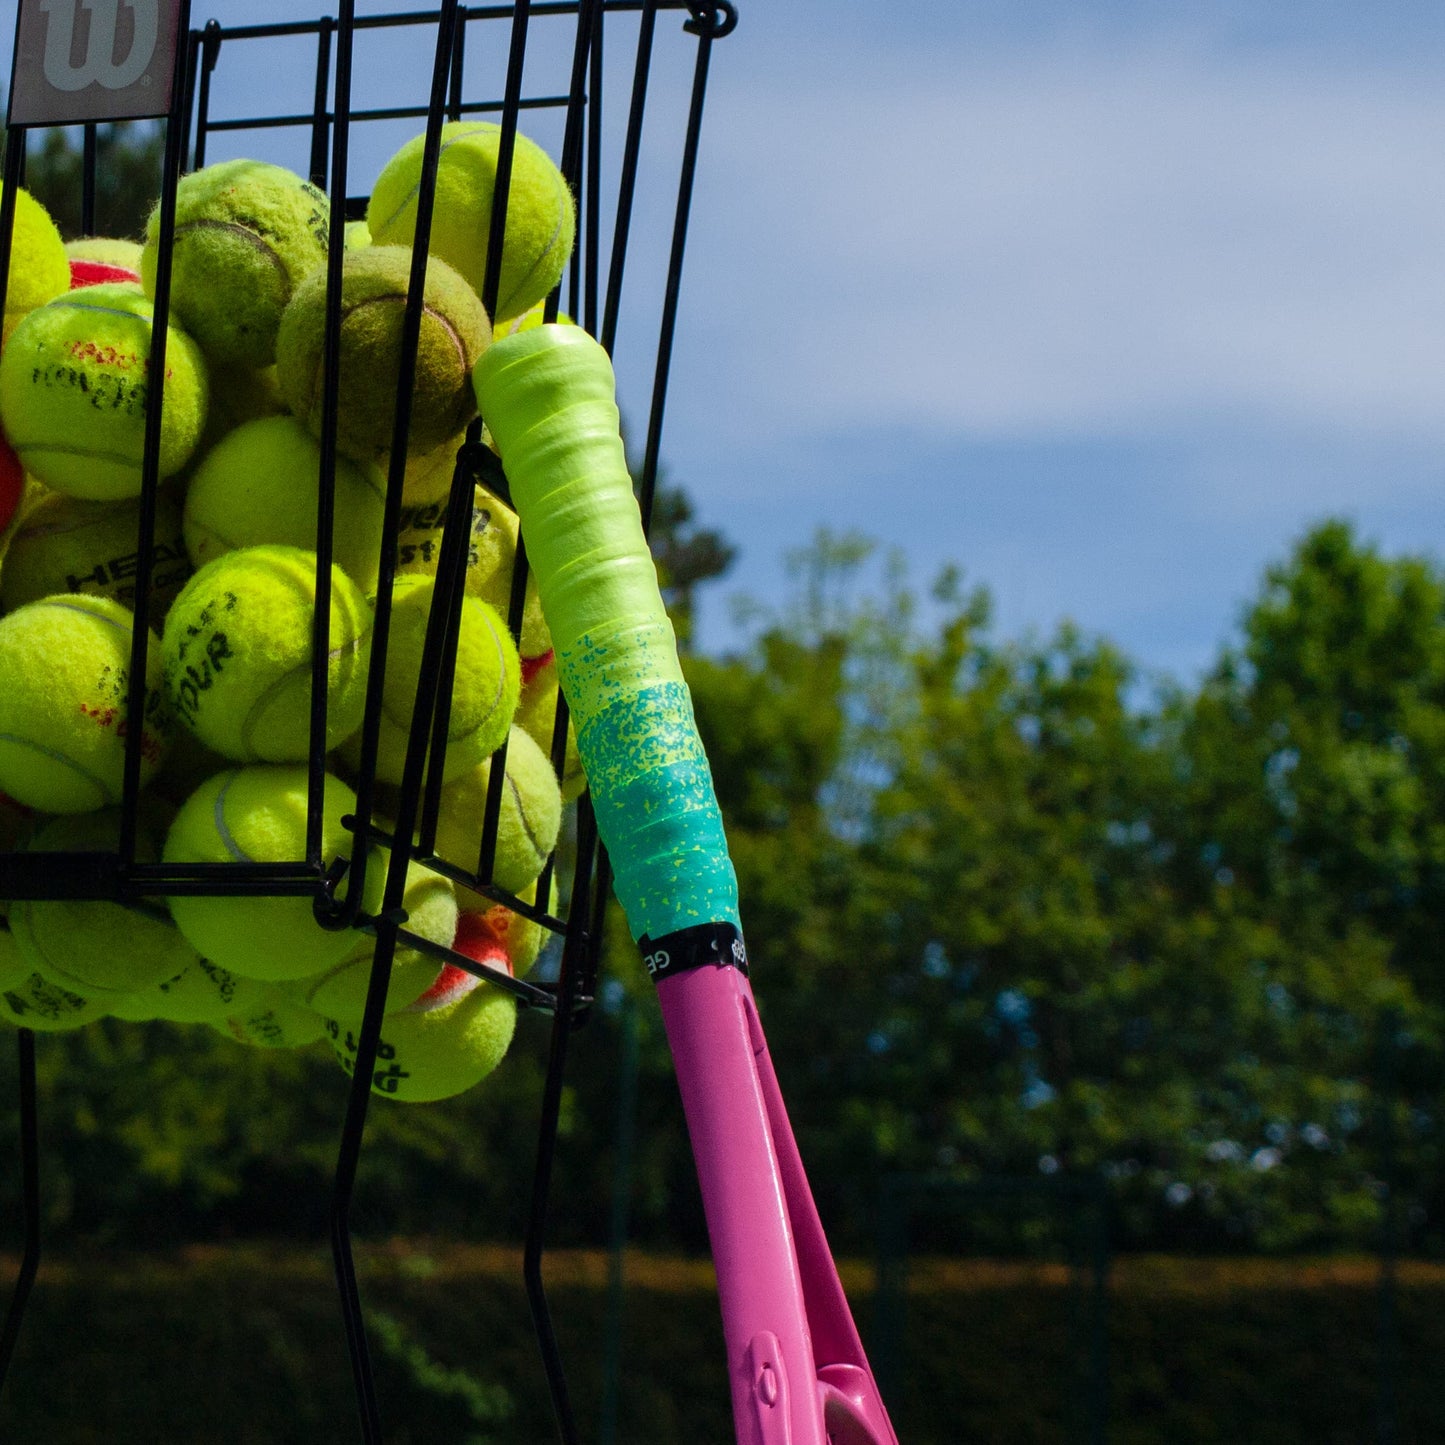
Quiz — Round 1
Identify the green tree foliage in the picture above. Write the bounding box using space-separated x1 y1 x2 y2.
678 522 1441 1255
5 121 164 242
0 95 1434 1262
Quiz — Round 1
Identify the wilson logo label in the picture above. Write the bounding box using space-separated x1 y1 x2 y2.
10 0 183 124
41 0 159 92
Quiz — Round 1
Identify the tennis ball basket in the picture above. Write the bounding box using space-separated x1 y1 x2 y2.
0 4 900 1442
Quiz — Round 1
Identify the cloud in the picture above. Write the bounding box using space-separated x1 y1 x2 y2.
678 31 1445 444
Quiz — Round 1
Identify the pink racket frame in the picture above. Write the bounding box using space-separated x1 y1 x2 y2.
659 963 900 1444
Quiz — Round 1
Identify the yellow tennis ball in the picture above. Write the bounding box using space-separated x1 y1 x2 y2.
65 236 144 272
161 544 373 762
515 652 586 802
324 963 516 1102
0 484 194 618
0 593 172 812
394 430 467 507
213 985 327 1048
11 809 200 998
276 245 490 464
0 927 31 992
0 965 110 1031
183 415 386 591
0 282 210 499
458 484 550 658
112 956 264 1026
1 184 70 339
163 764 383 981
433 726 562 895
367 121 575 323
142 158 330 371
283 859 458 1025
494 301 575 338
394 482 551 659
340 572 519 786
197 362 286 451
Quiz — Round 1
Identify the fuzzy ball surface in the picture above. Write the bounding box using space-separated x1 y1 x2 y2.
143 159 330 371
184 414 386 591
0 593 172 812
276 245 489 463
0 282 209 499
161 544 372 762
163 764 382 981
367 121 574 323
341 572 518 786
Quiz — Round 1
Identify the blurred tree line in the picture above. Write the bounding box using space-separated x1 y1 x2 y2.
3 517 1438 1259
1 124 1441 1262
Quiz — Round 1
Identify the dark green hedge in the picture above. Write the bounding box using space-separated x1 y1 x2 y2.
0 1249 1438 1443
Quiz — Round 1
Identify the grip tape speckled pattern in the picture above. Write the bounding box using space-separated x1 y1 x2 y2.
473 325 740 942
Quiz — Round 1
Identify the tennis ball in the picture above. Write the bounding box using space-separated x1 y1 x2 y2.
69 251 143 288
163 764 383 981
183 415 386 590
12 810 200 997
0 485 193 617
324 962 516 1102
276 244 490 463
198 362 286 450
456 886 545 979
0 593 172 812
213 985 326 1048
515 652 586 802
0 928 31 991
465 504 551 660
142 159 330 371
283 858 457 1025
344 219 371 249
0 965 109 1031
66 236 144 273
340 572 519 786
395 430 467 506
393 482 551 659
494 301 575 338
433 726 561 895
0 282 210 500
113 956 264 1026
367 121 574 323
1 184 70 338
161 544 372 762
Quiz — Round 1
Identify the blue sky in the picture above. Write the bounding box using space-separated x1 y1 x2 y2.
6 1 1442 686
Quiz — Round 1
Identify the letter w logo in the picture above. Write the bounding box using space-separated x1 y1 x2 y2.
40 0 159 93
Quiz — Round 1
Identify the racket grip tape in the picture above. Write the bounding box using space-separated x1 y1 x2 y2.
473 324 742 948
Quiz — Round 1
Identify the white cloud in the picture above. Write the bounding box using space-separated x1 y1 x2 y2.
679 33 1445 443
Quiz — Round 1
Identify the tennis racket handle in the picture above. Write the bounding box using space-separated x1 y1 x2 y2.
658 962 831 1445
473 325 739 945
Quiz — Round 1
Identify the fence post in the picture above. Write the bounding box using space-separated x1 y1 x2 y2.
872 1174 910 1408
1375 1007 1400 1445
598 993 640 1445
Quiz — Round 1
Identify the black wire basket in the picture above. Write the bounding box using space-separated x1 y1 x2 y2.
0 3 734 1439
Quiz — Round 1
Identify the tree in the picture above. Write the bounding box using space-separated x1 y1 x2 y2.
8 121 164 241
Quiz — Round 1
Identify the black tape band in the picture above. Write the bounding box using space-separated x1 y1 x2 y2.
639 923 748 983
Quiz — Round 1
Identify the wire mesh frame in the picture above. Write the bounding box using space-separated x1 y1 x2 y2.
0 2 735 1439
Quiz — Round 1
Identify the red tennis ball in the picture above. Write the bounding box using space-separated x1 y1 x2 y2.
68 258 141 289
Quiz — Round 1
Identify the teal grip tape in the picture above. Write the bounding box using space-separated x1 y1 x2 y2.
473 325 741 942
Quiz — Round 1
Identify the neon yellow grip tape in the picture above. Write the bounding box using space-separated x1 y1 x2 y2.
473 324 740 939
